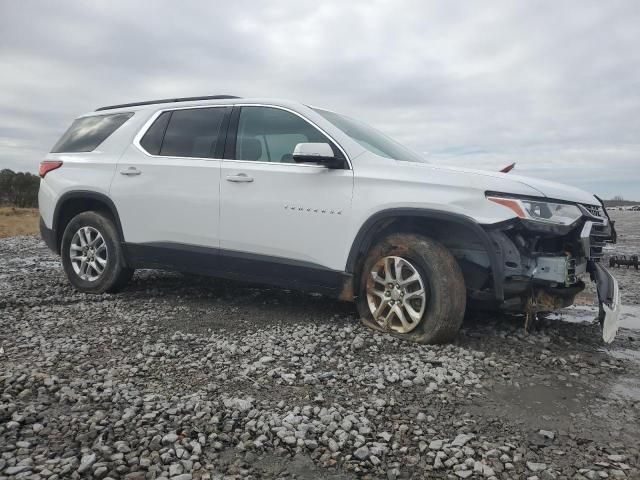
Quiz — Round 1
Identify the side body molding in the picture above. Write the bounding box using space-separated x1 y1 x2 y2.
345 208 504 301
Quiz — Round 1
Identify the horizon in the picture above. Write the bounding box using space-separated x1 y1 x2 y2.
1 162 639 204
1 1 639 198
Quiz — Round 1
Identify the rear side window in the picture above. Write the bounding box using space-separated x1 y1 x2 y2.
139 111 171 155
140 107 226 158
51 112 133 153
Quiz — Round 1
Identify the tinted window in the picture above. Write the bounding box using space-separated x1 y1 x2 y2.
51 113 133 153
139 111 171 155
159 108 225 158
236 107 339 163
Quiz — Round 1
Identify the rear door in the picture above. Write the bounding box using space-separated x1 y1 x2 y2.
109 106 229 267
219 105 354 288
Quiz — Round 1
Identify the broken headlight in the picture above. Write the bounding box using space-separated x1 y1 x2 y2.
487 195 582 225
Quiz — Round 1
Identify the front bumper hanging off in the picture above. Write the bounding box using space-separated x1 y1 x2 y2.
581 205 621 343
593 262 621 343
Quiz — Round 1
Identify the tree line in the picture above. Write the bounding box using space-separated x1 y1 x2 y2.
0 169 40 208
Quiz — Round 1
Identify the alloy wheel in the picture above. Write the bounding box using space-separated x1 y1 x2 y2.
69 226 108 282
366 255 427 333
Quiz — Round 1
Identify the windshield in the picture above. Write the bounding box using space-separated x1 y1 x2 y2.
313 108 426 163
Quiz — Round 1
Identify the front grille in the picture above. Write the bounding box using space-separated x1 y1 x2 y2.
589 223 609 260
583 204 605 218
581 219 611 262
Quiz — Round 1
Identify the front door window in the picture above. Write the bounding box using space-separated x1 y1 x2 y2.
235 106 342 163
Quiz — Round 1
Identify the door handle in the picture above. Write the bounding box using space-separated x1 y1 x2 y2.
120 167 142 176
226 173 254 183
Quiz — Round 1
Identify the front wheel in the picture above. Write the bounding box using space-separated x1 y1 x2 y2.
61 211 133 294
356 233 466 344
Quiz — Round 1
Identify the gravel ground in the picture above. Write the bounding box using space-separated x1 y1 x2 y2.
1 211 639 479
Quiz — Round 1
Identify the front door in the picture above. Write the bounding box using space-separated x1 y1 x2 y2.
219 105 354 289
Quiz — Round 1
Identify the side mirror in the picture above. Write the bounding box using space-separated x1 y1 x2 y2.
293 143 344 169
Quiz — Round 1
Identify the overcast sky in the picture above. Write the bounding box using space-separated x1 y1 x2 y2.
1 1 639 198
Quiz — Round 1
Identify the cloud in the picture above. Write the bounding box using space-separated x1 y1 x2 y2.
1 0 639 198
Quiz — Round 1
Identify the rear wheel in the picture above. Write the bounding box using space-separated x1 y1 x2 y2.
356 233 466 344
61 211 133 294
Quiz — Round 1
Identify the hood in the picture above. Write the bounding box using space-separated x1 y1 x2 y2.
431 165 600 206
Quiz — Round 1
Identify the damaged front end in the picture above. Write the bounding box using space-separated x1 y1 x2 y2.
482 195 620 342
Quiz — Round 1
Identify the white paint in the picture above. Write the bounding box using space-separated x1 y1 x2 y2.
40 98 606 273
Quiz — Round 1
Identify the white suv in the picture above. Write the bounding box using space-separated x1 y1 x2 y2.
38 95 620 344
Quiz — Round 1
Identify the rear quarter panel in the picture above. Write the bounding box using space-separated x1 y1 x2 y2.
38 110 151 228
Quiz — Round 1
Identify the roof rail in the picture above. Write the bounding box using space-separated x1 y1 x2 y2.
95 95 241 112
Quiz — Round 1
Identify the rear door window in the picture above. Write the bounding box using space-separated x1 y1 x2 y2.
159 107 226 158
51 112 133 153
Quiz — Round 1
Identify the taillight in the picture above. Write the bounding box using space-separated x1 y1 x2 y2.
39 160 63 178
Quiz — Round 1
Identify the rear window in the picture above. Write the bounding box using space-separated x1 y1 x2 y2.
51 112 133 153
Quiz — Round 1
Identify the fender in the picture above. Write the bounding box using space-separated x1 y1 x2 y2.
345 208 504 301
52 190 126 250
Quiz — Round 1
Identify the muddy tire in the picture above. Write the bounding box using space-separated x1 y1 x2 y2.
61 211 133 294
356 233 466 344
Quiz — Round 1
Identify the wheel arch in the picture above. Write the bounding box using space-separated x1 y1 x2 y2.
52 191 125 254
346 208 504 301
